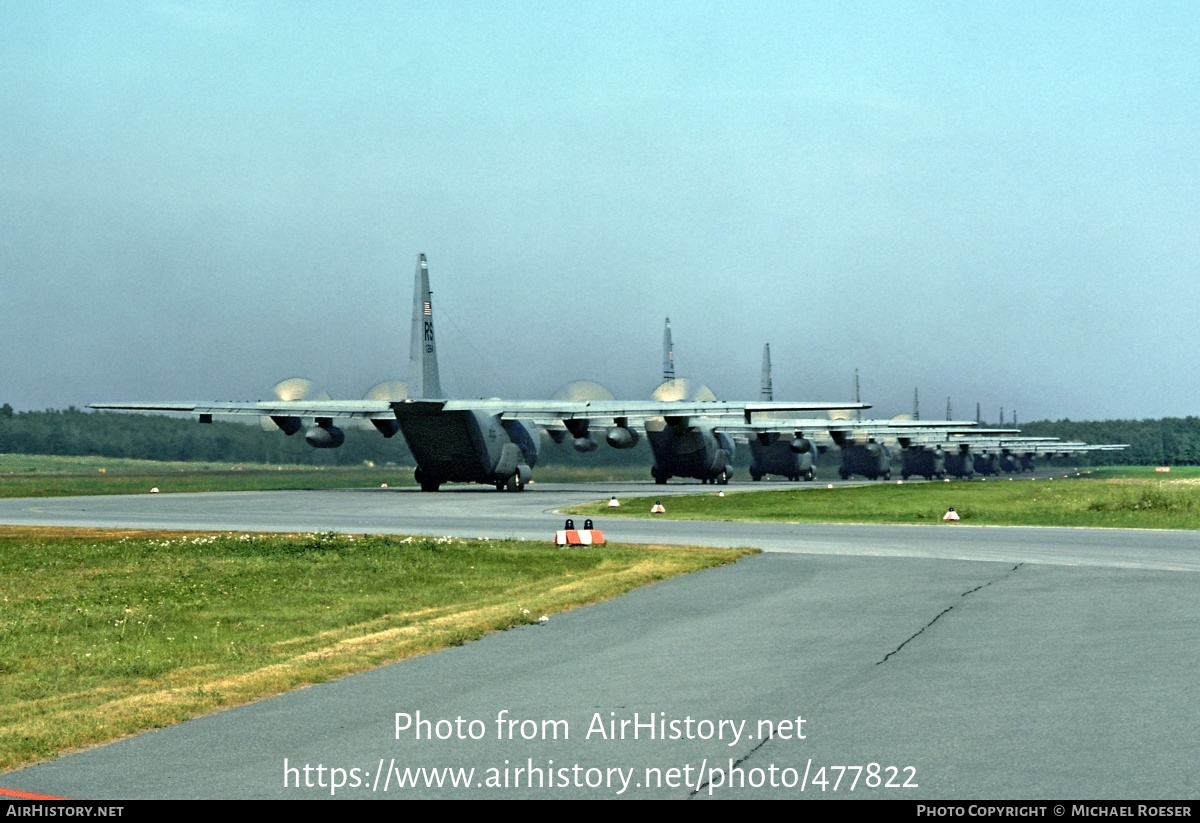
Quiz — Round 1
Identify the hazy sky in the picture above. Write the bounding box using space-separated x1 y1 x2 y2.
3 1 1198 421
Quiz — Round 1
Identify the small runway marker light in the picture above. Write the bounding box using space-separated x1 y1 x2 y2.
651 501 666 514
943 507 960 522
380 483 388 488
826 484 834 489
150 487 160 494
717 490 724 497
608 496 620 507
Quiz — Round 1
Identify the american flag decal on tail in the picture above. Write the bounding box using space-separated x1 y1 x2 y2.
424 301 432 316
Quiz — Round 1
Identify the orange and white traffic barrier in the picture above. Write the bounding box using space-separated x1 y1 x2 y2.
554 518 606 546
555 529 606 546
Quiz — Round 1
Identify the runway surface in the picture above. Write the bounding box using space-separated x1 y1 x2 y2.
2 482 1198 799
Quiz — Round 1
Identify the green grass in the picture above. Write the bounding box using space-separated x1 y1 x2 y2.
566 468 1200 530
0 454 649 498
0 454 416 497
0 526 750 772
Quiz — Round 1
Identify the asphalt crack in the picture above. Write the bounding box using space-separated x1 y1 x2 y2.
877 563 1024 665
693 563 1028 797
689 729 776 799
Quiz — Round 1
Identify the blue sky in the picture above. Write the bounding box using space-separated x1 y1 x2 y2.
3 1 1198 421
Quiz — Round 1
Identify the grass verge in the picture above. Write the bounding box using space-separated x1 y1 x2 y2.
566 468 1200 529
0 454 649 497
0 526 752 772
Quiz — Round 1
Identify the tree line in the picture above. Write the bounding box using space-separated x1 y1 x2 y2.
0 407 651 467
2 406 1196 467
1015 417 1200 466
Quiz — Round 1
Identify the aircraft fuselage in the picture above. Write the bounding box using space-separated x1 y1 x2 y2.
646 419 734 484
398 407 538 491
943 449 976 479
972 451 1000 476
748 434 816 482
900 446 946 481
838 442 892 481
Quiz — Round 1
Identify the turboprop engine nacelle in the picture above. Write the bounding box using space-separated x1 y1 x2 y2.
371 419 401 438
562 419 598 452
554 422 597 453
305 423 345 449
790 437 814 454
605 426 640 449
270 416 303 436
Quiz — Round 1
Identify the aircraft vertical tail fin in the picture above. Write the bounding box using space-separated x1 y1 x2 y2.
761 343 773 401
663 317 675 382
409 253 444 399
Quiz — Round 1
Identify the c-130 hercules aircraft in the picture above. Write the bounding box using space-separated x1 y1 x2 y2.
92 255 869 491
738 344 986 482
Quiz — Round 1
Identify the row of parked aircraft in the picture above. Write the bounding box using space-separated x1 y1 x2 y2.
91 255 1125 490
653 320 1127 483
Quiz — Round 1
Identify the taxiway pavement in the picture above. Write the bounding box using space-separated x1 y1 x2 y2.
1 482 1197 799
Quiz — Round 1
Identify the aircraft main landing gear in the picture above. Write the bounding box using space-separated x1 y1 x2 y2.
415 467 442 492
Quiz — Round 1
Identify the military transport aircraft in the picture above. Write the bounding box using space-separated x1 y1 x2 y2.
91 255 869 491
891 428 1022 479
641 318 740 485
938 435 1128 477
740 344 986 481
744 343 820 481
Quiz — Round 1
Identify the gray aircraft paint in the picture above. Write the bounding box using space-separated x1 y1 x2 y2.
646 318 734 485
747 343 817 482
398 254 537 492
662 316 674 382
407 253 443 402
89 259 877 491
900 444 947 480
838 441 893 481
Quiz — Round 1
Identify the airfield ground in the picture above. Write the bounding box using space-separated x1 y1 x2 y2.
0 526 745 772
567 466 1200 530
0 467 1195 801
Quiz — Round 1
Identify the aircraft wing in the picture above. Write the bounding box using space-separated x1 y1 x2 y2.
436 399 870 424
90 398 870 425
89 400 398 420
719 418 982 437
948 438 1128 453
